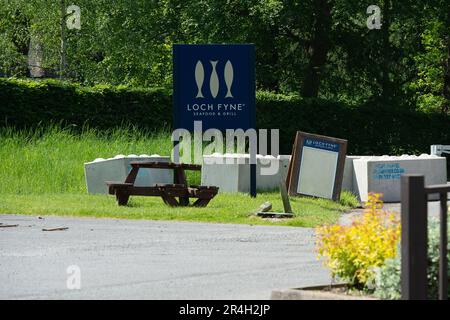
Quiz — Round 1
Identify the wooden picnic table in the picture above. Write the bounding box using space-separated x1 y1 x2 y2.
106 161 219 207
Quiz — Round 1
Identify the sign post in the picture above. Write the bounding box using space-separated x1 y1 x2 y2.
173 44 256 197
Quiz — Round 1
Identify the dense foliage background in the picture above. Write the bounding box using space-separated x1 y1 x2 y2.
2 78 449 156
1 0 449 114
0 0 449 161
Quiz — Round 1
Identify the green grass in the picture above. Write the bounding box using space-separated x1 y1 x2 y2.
0 125 174 194
0 126 359 227
0 192 357 227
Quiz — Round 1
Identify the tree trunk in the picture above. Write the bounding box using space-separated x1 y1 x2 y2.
28 35 45 78
60 0 67 79
301 0 332 98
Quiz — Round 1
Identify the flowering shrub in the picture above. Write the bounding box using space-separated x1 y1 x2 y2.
373 218 450 299
316 193 401 288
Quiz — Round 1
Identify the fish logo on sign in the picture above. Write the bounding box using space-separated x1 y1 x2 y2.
194 60 234 99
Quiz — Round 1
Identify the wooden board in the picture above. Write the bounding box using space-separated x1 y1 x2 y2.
286 132 347 201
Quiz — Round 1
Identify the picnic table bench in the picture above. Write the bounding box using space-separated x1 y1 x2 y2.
106 161 219 207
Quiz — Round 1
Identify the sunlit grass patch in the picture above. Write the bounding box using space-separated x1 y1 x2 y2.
0 126 358 227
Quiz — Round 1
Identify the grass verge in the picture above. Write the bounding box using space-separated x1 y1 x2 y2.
0 191 357 227
0 126 359 227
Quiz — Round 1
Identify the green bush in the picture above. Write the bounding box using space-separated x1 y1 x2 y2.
372 219 450 299
316 193 401 289
256 92 450 155
0 78 172 131
1 78 449 156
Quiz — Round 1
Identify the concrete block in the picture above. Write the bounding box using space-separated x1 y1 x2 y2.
201 153 447 201
201 154 291 193
352 154 447 202
342 156 360 193
84 154 173 194
202 154 360 194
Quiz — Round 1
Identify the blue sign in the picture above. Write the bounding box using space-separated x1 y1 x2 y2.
173 44 255 131
372 163 405 180
304 138 340 153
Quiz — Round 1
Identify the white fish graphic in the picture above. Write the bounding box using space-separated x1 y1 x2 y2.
224 60 234 98
195 60 204 98
209 60 219 98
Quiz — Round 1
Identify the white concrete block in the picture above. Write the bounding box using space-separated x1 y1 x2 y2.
352 155 447 202
342 156 361 193
202 154 360 194
84 155 173 194
201 153 447 201
201 154 291 193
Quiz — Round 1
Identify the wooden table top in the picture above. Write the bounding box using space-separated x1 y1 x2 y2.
129 161 202 171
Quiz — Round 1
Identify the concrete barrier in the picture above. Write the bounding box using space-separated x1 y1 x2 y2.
84 154 173 194
342 156 365 193
201 153 447 202
201 153 290 192
352 154 447 202
201 154 361 194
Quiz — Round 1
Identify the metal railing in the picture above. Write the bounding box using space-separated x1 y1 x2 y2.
431 145 450 157
401 174 449 300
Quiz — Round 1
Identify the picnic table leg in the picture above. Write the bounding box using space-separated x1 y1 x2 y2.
116 190 129 206
125 167 139 184
174 168 190 206
193 198 211 207
112 167 138 206
160 191 180 207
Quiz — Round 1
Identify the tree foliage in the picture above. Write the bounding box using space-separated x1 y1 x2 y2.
0 0 449 112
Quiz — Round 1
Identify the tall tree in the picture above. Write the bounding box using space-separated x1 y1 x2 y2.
301 0 332 98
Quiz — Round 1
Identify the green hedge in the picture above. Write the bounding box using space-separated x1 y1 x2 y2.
0 78 172 132
256 92 450 155
1 78 449 155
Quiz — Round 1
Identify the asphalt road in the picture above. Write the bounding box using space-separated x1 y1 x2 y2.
339 199 450 225
0 214 329 300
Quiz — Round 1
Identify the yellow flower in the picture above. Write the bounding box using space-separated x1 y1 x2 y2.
315 193 400 288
